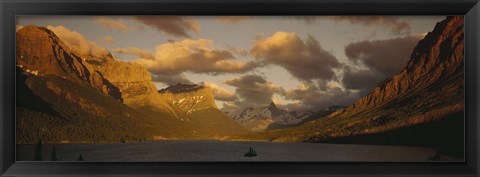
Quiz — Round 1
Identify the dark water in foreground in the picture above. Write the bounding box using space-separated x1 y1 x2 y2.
16 140 462 162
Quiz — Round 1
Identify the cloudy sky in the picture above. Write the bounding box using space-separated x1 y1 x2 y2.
17 16 446 111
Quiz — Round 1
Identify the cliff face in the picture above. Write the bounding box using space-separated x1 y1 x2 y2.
315 16 464 139
339 16 464 117
242 17 464 144
90 59 159 106
16 26 170 107
15 27 201 143
16 25 183 119
16 26 122 100
158 83 218 114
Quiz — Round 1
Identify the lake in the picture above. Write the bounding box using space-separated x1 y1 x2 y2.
16 140 461 162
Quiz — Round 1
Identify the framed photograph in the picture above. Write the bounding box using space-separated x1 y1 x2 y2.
1 0 479 176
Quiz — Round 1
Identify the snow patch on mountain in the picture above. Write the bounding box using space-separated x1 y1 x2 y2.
158 83 217 115
224 102 314 131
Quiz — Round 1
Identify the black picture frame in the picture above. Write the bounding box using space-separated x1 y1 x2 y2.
1 0 479 176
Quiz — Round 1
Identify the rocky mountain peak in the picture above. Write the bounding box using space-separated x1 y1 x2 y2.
17 25 191 119
16 25 122 100
313 16 465 140
158 83 217 114
16 25 72 75
249 17 465 142
337 16 464 117
408 16 463 69
267 102 282 117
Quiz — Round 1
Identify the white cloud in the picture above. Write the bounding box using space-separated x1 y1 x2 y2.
134 39 258 75
46 25 109 57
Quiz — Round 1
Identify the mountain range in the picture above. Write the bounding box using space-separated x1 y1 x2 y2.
223 102 313 131
235 16 464 156
15 25 247 144
16 16 464 157
223 103 346 131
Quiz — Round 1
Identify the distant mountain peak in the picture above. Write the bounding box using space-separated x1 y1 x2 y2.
225 102 314 131
268 101 277 107
267 102 282 117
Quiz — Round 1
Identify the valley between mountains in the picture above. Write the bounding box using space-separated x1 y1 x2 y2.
16 16 464 158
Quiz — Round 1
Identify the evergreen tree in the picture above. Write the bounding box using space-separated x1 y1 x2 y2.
33 138 42 161
77 154 84 161
50 144 58 161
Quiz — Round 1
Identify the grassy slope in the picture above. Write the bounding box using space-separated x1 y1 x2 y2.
188 108 250 137
320 112 464 157
16 73 198 144
17 72 250 143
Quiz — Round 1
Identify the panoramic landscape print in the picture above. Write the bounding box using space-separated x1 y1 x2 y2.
16 16 464 162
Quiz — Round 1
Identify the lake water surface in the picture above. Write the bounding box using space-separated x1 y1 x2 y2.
16 140 461 162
